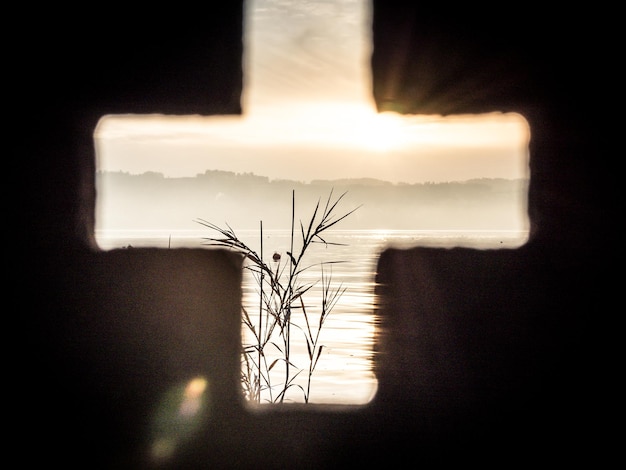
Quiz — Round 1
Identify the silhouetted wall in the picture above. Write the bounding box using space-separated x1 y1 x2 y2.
20 2 608 468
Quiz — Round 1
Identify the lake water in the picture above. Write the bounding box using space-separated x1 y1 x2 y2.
96 228 528 405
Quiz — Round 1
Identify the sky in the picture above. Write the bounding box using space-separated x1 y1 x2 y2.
94 0 530 184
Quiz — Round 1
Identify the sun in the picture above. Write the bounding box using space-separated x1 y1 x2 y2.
307 104 410 152
353 110 408 152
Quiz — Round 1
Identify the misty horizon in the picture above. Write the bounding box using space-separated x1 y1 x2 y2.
96 169 529 238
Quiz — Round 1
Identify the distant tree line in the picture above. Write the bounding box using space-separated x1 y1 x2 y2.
96 170 529 231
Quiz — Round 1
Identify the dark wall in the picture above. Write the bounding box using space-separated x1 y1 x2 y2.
369 1 609 465
19 2 609 468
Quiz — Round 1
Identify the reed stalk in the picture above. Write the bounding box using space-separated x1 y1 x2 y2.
195 189 359 403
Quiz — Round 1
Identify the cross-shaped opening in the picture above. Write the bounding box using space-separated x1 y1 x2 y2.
93 0 530 406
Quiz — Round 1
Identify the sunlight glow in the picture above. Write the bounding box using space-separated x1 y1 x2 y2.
248 102 414 152
95 106 529 168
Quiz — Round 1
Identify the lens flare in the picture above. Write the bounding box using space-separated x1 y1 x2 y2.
148 376 211 465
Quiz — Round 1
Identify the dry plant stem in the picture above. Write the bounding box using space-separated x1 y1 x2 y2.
195 189 359 403
282 190 295 403
302 264 345 401
258 220 263 402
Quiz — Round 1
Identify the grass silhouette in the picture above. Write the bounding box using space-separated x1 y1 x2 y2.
196 189 360 403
